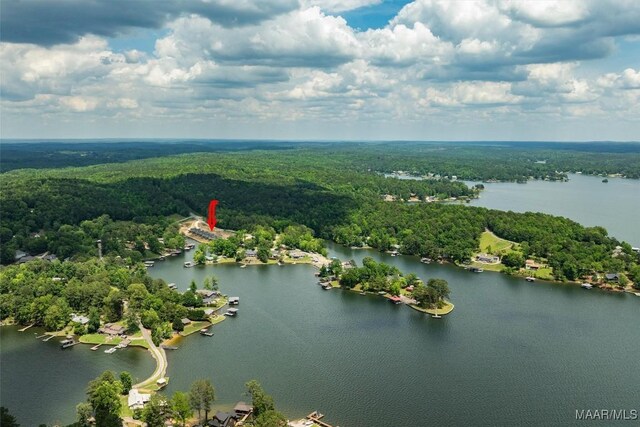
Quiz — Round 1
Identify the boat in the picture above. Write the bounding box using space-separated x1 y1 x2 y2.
525 276 535 282
469 267 483 273
144 261 155 267
225 308 239 316
167 283 177 290
229 297 240 305
634 293 640 297
60 338 76 349
581 283 593 289
183 261 194 268
322 284 332 290
420 257 432 264
240 264 247 268
104 347 117 354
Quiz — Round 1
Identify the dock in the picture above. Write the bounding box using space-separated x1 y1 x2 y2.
42 335 55 341
91 344 102 351
35 334 47 339
160 345 179 350
306 411 335 427
225 308 239 316
18 323 35 332
200 328 214 337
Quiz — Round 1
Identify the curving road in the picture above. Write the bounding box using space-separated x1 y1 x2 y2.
133 324 167 389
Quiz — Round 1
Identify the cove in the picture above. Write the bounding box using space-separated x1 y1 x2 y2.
0 326 154 426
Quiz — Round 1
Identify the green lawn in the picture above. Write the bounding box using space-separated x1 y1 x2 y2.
180 321 212 336
209 315 226 326
129 338 149 349
79 334 122 346
479 230 516 253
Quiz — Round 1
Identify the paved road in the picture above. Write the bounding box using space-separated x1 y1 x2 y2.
133 324 167 389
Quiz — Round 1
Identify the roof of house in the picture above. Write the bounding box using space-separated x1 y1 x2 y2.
181 318 192 324
128 389 150 408
197 289 217 298
100 323 126 334
233 401 252 413
605 273 620 280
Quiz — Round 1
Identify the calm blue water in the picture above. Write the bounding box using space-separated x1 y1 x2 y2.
463 174 640 246
144 244 639 427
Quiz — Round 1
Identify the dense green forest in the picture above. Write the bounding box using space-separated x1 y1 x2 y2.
1 146 639 285
2 140 640 179
0 255 226 344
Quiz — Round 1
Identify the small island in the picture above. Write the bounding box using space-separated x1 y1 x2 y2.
319 257 454 317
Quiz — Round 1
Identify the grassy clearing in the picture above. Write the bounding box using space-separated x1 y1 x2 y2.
479 230 516 253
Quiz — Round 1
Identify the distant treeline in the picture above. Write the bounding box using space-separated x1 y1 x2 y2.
2 140 639 179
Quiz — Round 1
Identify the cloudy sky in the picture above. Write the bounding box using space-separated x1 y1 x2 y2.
1 0 639 140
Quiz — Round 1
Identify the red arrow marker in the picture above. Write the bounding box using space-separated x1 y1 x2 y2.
207 200 218 231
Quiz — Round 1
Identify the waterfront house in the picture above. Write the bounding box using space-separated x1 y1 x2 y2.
204 308 215 316
127 389 150 410
181 318 192 325
476 253 500 263
245 249 258 258
270 249 281 259
289 249 305 259
525 259 541 270
208 411 239 427
605 273 620 282
99 323 126 336
197 289 220 305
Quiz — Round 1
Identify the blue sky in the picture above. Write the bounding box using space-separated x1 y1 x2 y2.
1 0 639 141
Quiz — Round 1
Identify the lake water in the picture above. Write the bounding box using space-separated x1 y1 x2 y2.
144 245 637 427
389 172 640 245
463 174 640 246
0 327 154 426
2 247 638 426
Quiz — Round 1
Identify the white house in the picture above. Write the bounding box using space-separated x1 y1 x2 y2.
128 389 150 410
